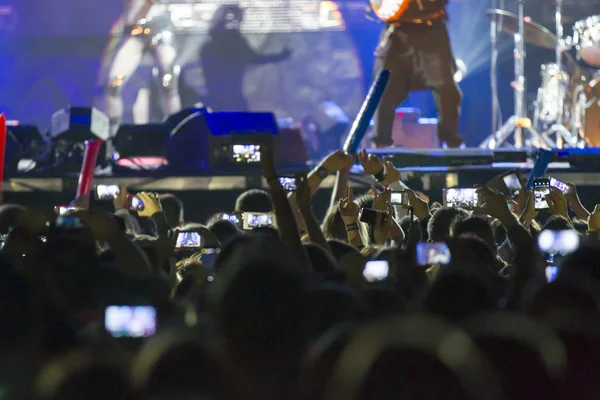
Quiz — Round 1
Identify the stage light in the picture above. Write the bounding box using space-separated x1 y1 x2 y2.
454 59 467 83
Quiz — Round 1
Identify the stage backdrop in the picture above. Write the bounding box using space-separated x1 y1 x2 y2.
0 0 562 146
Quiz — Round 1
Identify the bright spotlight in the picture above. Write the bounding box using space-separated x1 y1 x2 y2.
454 59 467 83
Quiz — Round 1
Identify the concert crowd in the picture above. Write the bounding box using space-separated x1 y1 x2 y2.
1 147 600 400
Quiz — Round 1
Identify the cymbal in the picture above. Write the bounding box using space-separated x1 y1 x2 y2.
487 9 556 50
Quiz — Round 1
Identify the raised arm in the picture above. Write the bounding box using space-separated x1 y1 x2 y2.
260 145 309 268
296 172 330 252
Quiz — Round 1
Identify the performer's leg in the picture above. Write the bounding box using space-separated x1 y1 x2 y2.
419 26 464 147
152 42 182 117
105 36 146 136
372 51 411 147
432 80 463 147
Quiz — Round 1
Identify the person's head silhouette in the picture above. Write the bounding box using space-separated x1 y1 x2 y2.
210 4 244 33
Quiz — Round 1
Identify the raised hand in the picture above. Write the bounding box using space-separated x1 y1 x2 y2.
339 186 360 224
320 150 354 174
405 189 430 220
259 143 278 180
546 187 569 219
136 192 162 218
380 157 400 186
372 187 392 211
114 184 128 211
373 202 393 245
519 189 538 225
295 172 311 211
474 184 514 226
358 149 384 176
588 205 600 231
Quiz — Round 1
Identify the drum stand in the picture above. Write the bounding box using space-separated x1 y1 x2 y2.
480 0 555 149
539 0 579 148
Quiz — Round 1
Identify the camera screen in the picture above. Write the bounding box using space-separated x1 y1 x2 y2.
416 242 452 266
279 177 297 191
503 173 522 196
96 184 120 200
549 177 569 194
246 213 274 228
232 144 261 163
444 188 479 209
104 306 156 338
533 180 550 210
176 232 203 249
390 191 409 206
363 260 389 282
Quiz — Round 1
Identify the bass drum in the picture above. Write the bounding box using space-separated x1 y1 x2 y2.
572 73 600 146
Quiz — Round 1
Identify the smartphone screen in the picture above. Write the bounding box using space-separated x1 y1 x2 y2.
232 144 261 163
279 177 297 191
175 231 203 249
538 229 580 257
243 213 276 230
502 173 522 197
363 260 389 282
549 177 569 194
390 191 409 206
533 179 550 210
443 188 479 210
127 195 145 211
54 205 72 216
545 266 559 283
55 215 84 229
221 213 241 226
416 242 452 266
104 306 156 338
95 184 120 200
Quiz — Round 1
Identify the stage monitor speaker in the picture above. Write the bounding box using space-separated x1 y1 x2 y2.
114 123 168 158
50 106 110 142
162 107 208 135
166 111 308 173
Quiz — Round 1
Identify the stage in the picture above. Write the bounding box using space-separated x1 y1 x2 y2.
4 147 600 223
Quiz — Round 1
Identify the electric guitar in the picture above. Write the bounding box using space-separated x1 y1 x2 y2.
369 0 414 22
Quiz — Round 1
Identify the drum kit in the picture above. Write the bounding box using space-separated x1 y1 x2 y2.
480 0 600 149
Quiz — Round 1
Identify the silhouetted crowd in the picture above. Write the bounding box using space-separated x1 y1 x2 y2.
1 146 600 400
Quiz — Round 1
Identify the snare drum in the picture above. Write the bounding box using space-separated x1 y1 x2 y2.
573 16 600 66
534 63 570 126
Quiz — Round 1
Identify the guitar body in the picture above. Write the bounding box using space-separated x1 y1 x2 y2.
370 0 414 22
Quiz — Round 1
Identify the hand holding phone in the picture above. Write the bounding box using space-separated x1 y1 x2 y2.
390 191 409 207
359 208 388 225
533 179 550 210
549 177 570 194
